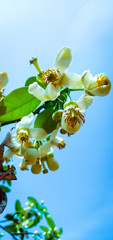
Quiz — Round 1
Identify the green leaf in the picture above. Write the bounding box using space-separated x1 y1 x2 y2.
34 107 57 134
15 200 22 211
40 226 49 232
58 227 63 235
28 197 41 210
25 76 37 87
45 214 55 230
1 186 11 193
5 224 17 233
0 87 41 122
7 180 12 186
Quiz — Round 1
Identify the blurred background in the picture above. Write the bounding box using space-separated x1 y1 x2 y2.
0 0 113 239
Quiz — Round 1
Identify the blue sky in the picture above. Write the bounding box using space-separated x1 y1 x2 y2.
0 0 113 239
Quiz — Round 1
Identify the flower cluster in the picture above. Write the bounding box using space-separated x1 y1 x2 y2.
2 47 111 175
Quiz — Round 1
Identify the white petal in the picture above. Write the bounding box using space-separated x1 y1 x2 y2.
50 129 58 141
60 73 83 89
54 47 72 73
0 72 8 90
28 82 48 101
77 94 94 111
29 128 47 140
37 142 51 158
81 70 92 88
29 82 59 101
3 149 14 161
16 113 34 132
45 83 60 100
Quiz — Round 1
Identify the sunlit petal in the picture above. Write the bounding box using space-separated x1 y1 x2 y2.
37 142 52 158
16 113 34 132
61 73 83 89
29 128 47 140
81 70 92 88
54 47 72 73
77 94 93 111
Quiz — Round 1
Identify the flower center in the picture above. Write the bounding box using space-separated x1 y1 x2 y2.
96 74 109 87
42 68 62 86
64 105 85 128
17 130 29 143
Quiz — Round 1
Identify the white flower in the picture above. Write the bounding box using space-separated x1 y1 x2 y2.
81 70 111 96
37 129 65 158
60 94 93 134
28 47 83 101
16 113 47 143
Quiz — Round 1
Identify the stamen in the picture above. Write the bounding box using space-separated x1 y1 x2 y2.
96 74 108 87
64 105 85 129
17 130 29 143
42 68 61 86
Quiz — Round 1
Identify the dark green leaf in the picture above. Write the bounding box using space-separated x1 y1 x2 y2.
25 76 37 87
1 186 10 193
28 197 41 210
45 214 55 230
34 107 57 134
7 180 12 186
0 87 41 122
15 200 22 211
5 224 17 233
5 214 14 221
40 226 49 232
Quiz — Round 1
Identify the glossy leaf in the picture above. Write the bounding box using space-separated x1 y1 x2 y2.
0 87 41 122
25 76 37 87
34 107 57 134
1 186 10 193
15 200 22 211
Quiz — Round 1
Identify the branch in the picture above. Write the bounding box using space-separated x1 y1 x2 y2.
0 225 18 240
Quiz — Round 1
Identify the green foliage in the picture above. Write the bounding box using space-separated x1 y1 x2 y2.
0 87 41 122
25 77 37 87
15 200 22 211
0 197 62 239
0 186 11 193
34 107 57 134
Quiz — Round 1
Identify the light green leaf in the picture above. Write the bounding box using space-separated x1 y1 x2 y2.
25 76 37 87
28 197 41 210
34 107 57 134
15 200 22 211
0 87 41 122
40 226 49 232
1 186 11 193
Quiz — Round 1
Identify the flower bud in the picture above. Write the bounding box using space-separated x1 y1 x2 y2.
0 72 8 90
81 71 111 97
31 162 42 174
46 153 59 171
